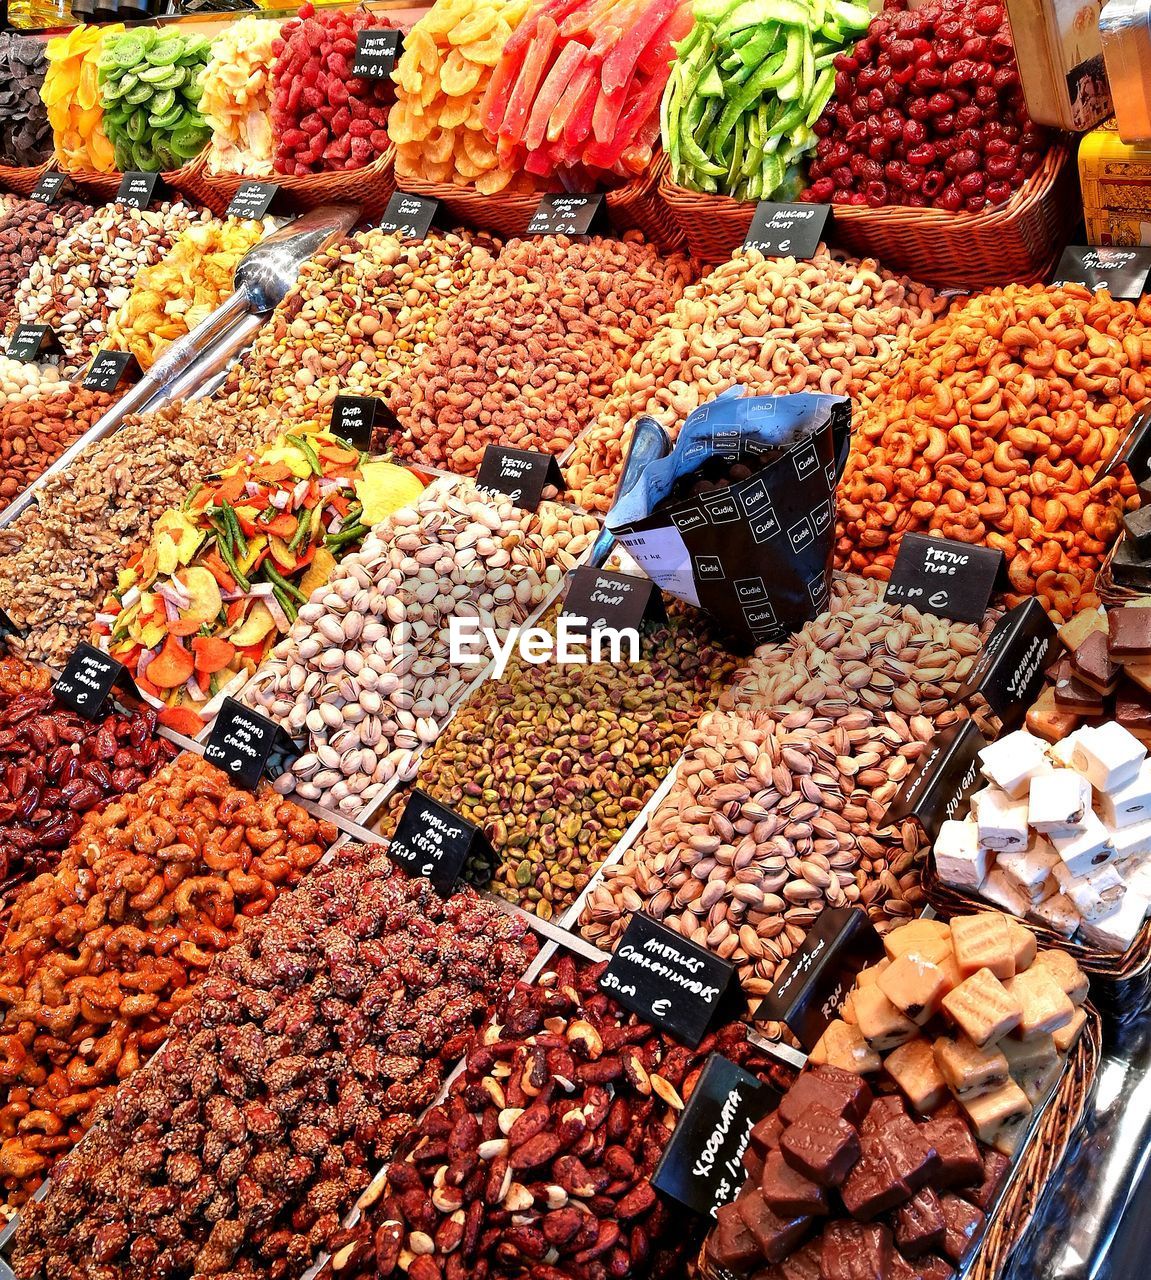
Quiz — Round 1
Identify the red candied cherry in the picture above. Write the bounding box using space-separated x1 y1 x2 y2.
957 169 985 194
808 177 836 201
907 142 938 165
865 181 889 206
985 178 1013 204
938 184 964 210
965 194 988 211
975 5 1002 32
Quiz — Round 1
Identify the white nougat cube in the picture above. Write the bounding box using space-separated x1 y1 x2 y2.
1079 891 1149 952
980 868 1032 919
1070 722 1145 793
997 837 1059 900
1110 816 1151 863
979 730 1052 800
1050 809 1115 878
1028 770 1090 834
1028 892 1080 938
1097 758 1151 829
1121 861 1151 914
935 819 991 891
973 786 1030 853
1053 862 1125 923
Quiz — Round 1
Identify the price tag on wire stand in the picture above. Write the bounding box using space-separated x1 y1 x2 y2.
527 193 605 236
743 201 830 258
83 348 140 393
476 445 562 510
388 789 494 894
378 191 439 240
53 643 138 721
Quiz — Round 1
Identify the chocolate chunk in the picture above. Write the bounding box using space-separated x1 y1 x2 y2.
1110 538 1151 592
918 1256 956 1280
750 1111 786 1157
889 1254 918 1280
1110 606 1151 658
778 1239 823 1280
735 1189 813 1265
1052 660 1105 714
841 1153 910 1220
939 1194 985 1264
761 1151 830 1217
1116 676 1151 740
919 1115 984 1190
895 1188 947 1259
779 1067 873 1128
1073 631 1120 694
1125 505 1151 556
968 1149 1010 1212
883 1116 939 1195
780 1105 860 1188
820 1221 894 1280
861 1095 908 1136
709 1201 763 1272
744 1145 766 1184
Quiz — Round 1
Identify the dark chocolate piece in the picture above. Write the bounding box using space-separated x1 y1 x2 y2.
968 1149 1010 1212
939 1194 985 1265
1110 537 1151 592
919 1115 984 1190
1116 676 1151 739
750 1111 786 1157
889 1253 919 1280
735 1189 813 1265
820 1221 894 1280
710 1201 763 1272
778 1239 823 1280
780 1105 860 1189
840 1153 910 1220
778 1067 873 1128
1109 606 1151 658
918 1256 956 1280
861 1095 908 1136
744 1145 766 1184
884 1116 939 1195
1124 505 1151 556
895 1187 947 1259
1052 659 1105 714
761 1151 830 1217
1072 631 1119 694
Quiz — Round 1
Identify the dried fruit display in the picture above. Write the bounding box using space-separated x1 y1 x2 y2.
41 23 122 174
391 0 533 191
246 481 598 816
98 27 212 174
376 606 738 919
324 951 789 1280
563 245 943 514
0 656 178 886
837 283 1151 622
480 0 694 185
95 429 424 736
388 233 695 474
11 842 535 1275
804 0 1046 211
199 15 282 177
0 399 280 668
0 753 334 1209
226 227 498 424
106 217 276 371
271 4 397 176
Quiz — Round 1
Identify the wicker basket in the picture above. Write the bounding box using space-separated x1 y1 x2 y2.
167 152 231 217
698 1005 1100 1280
397 155 684 249
660 143 1076 284
200 145 397 220
0 157 55 198
926 863 1151 980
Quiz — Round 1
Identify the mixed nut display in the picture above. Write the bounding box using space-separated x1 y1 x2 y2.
0 0 1147 1272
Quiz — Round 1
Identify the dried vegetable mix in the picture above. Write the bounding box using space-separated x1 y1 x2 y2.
94 428 425 735
11 842 535 1274
0 753 335 1209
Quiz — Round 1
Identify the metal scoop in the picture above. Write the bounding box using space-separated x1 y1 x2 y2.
0 203 360 529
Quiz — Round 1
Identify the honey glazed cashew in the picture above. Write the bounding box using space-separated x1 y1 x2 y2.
0 752 334 1210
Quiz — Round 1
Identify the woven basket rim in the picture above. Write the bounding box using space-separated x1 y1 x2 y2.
659 142 1068 229
696 1006 1100 1280
925 863 1151 979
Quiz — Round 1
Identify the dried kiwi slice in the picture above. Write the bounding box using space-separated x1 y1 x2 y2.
148 102 185 131
148 88 177 118
138 62 183 85
126 108 148 144
124 80 154 106
144 37 184 67
107 33 147 67
169 125 208 160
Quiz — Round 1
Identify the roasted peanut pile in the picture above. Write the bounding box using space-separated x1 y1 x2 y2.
387 234 695 473
0 384 120 503
249 481 598 816
226 227 498 424
5 201 213 375
12 843 535 1277
838 283 1151 622
565 245 945 513
0 656 177 887
376 608 738 920
0 198 94 335
580 578 992 1014
0 399 280 668
0 753 334 1209
106 217 276 371
324 953 789 1280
